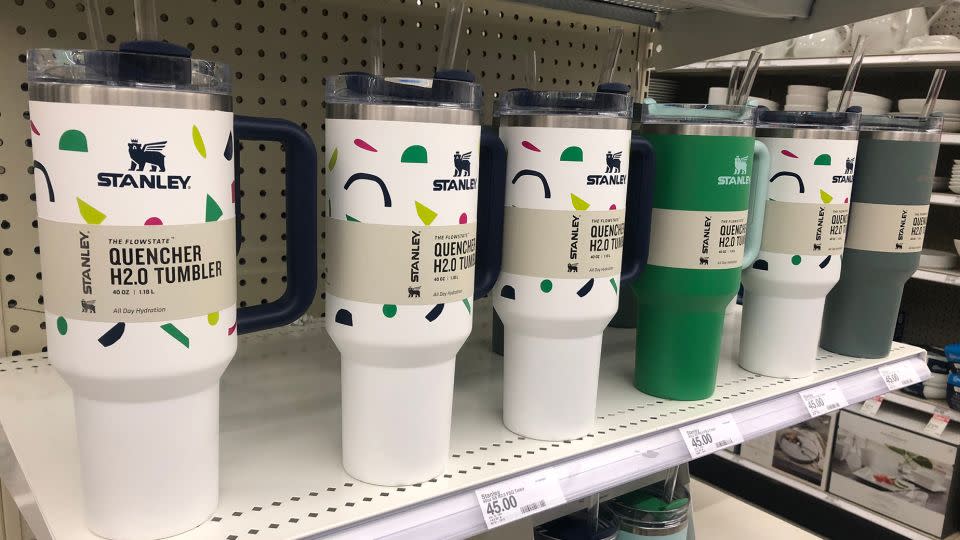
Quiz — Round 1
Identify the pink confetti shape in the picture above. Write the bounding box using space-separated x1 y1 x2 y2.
30 121 39 136
459 212 467 224
844 197 849 203
781 149 798 158
144 217 163 225
609 204 617 210
521 140 541 152
354 138 378 152
227 322 237 335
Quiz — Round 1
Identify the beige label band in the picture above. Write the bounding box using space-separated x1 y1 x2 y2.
39 219 237 322
326 219 476 304
845 202 928 253
647 209 748 270
761 201 849 256
502 207 625 278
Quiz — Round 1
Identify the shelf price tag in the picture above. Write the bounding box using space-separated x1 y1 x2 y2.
923 409 951 437
859 395 884 416
879 361 921 391
799 382 848 418
475 467 566 529
679 413 743 459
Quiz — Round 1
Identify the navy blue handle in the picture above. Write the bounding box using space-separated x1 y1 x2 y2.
234 116 318 333
620 136 656 282
474 126 506 299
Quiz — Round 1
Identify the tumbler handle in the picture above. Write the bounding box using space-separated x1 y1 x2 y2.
741 139 770 269
620 136 656 282
474 126 506 298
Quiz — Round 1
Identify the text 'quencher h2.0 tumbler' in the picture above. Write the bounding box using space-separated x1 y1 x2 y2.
739 109 860 378
632 104 770 401
28 42 318 540
493 86 655 441
324 72 505 485
821 114 942 358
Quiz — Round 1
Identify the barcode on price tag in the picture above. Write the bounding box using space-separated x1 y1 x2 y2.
475 467 566 529
879 362 921 391
923 409 951 437
799 381 848 418
679 413 743 459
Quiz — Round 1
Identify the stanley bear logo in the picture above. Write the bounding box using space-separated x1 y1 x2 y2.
567 262 578 273
734 155 748 175
407 286 421 298
845 157 855 174
81 299 96 313
128 140 167 172
605 151 622 173
699 257 709 266
453 151 472 177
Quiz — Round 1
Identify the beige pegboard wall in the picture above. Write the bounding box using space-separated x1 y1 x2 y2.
0 0 640 356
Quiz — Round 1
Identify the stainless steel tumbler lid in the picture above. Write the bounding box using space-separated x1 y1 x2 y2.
496 89 632 130
636 103 756 137
860 113 943 142
757 110 860 140
325 73 482 125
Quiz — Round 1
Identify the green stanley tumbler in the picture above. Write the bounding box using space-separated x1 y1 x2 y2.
632 104 769 400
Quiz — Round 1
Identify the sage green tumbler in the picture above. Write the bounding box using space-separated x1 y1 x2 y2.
632 104 769 400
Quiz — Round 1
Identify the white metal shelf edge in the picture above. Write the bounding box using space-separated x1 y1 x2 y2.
930 193 960 207
0 303 929 540
884 391 960 423
913 267 960 285
941 133 960 146
664 52 960 74
715 451 938 540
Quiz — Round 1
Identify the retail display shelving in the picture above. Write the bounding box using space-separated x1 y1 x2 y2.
664 52 960 75
885 391 960 423
913 266 960 286
930 193 960 207
940 133 960 146
0 304 928 540
715 451 955 540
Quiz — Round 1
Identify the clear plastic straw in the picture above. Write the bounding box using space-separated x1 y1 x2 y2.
726 65 742 105
84 0 105 49
370 23 384 78
734 50 762 106
663 465 679 503
436 0 467 72
522 50 538 88
133 0 160 41
586 492 601 533
921 68 947 118
599 27 625 84
836 35 866 113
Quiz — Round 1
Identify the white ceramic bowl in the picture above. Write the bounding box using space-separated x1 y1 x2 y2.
925 385 948 400
951 185 960 194
748 97 780 110
827 90 892 111
898 98 960 114
787 84 829 97
786 93 826 106
954 239 960 257
707 88 779 110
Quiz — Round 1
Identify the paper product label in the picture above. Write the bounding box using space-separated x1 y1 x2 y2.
879 361 922 391
761 201 849 255
648 209 748 269
923 410 951 437
501 207 625 278
845 203 928 253
39 219 235 322
325 220 476 304
799 381 849 418
476 467 566 529
859 395 884 416
680 413 744 458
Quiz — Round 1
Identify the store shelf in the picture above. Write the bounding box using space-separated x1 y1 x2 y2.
664 52 960 75
0 304 929 540
931 192 960 207
940 133 960 146
884 391 960 423
715 451 950 540
913 266 960 285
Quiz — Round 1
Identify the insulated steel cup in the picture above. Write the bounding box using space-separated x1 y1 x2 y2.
739 110 860 378
325 72 503 485
631 104 770 400
821 114 942 358
28 42 317 539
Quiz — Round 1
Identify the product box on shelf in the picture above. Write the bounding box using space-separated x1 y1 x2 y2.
829 406 960 538
740 413 837 489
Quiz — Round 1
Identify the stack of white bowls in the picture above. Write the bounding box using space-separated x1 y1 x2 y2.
648 77 679 103
784 85 828 112
826 90 892 114
707 87 779 110
898 98 960 132
951 160 960 194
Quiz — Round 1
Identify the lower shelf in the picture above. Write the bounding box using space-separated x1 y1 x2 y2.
913 266 960 286
0 303 929 540
715 451 956 540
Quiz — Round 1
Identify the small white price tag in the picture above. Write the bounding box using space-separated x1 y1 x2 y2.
923 409 951 437
679 413 743 459
799 382 849 418
879 362 921 391
475 467 566 529
860 395 884 416
944 273 960 285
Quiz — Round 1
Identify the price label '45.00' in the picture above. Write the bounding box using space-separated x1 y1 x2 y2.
879 362 921 391
799 382 848 418
475 467 566 529
679 414 743 459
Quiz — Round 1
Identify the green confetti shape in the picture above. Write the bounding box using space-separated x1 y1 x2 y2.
400 145 428 163
328 147 338 171
462 298 472 313
77 197 106 224
415 201 438 226
161 323 190 348
570 193 590 211
206 195 223 222
192 125 207 158
610 278 618 293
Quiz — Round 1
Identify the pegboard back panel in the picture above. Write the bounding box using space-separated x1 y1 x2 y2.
0 0 640 355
